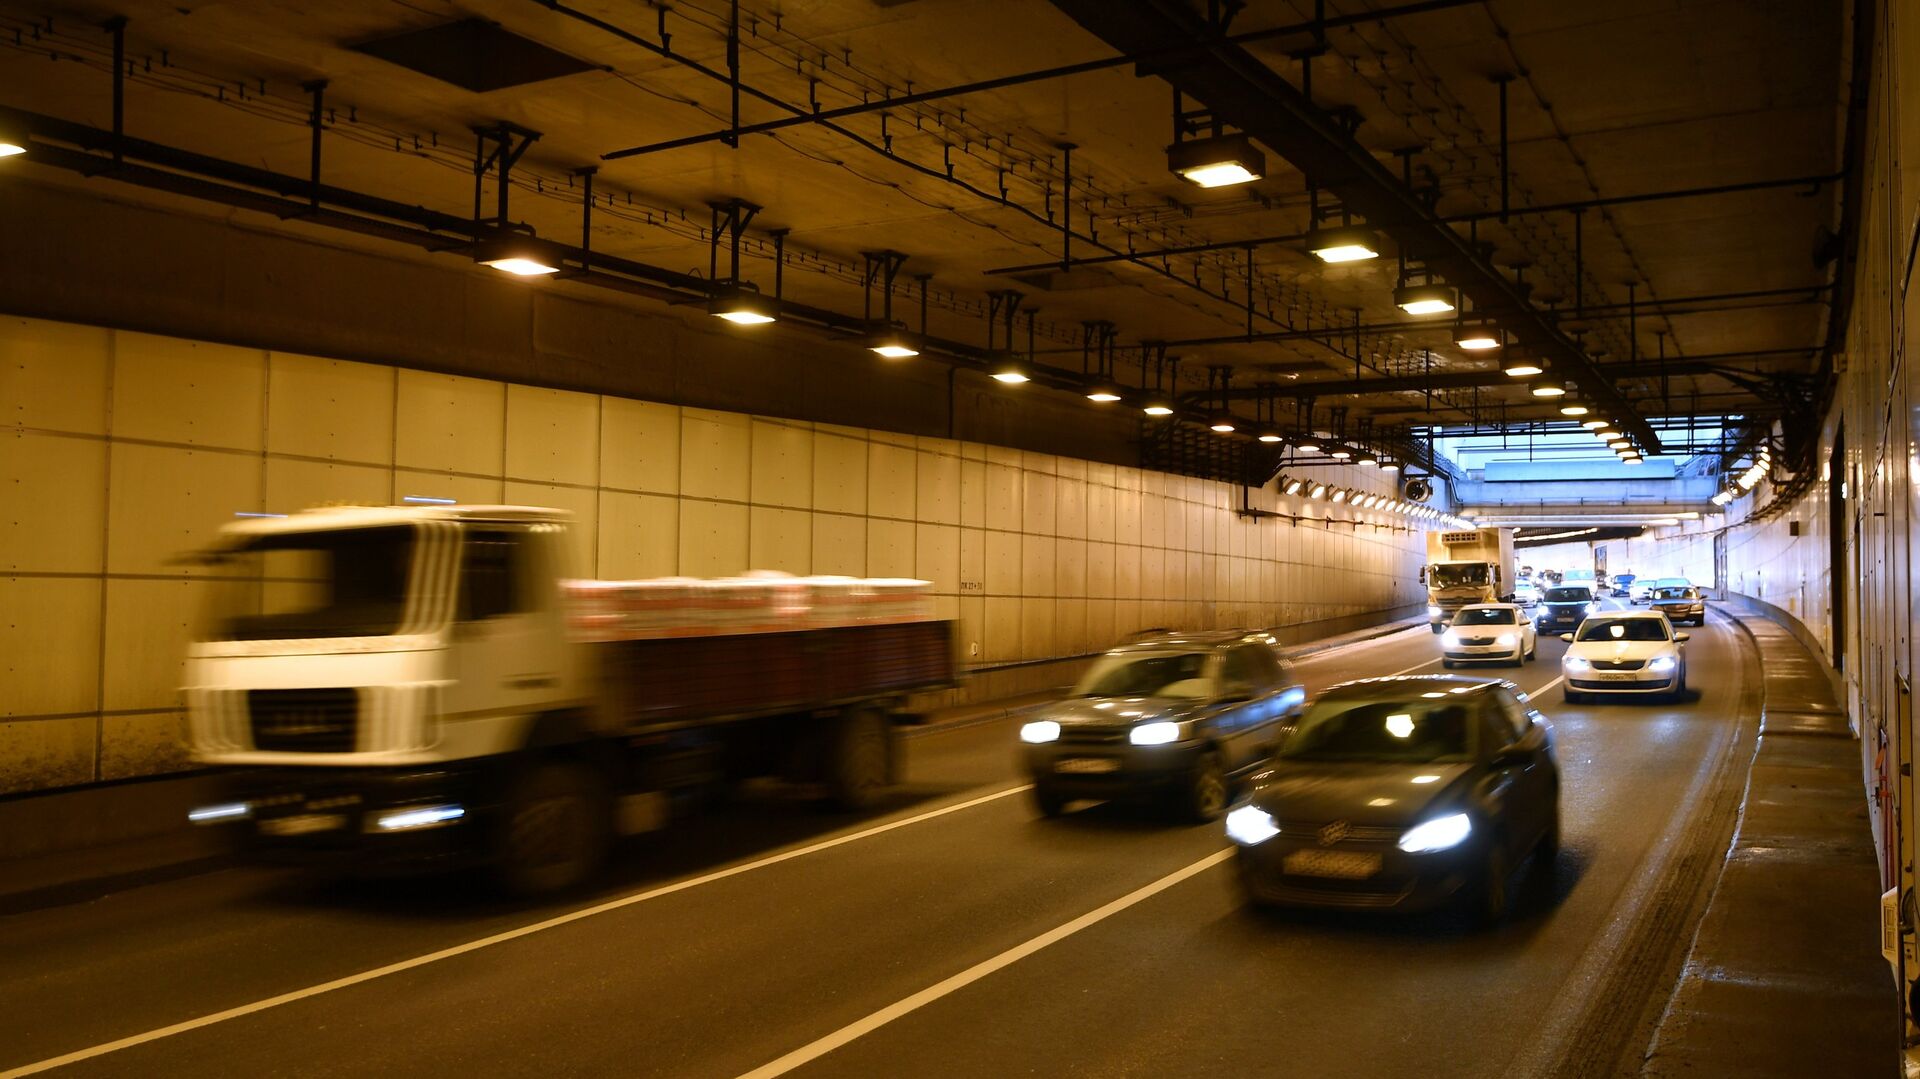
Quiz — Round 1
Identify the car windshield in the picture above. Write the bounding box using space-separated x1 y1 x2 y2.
1453 608 1517 626
1544 587 1589 602
1656 579 1689 588
1430 564 1490 587
209 526 418 640
1072 651 1214 699
1279 695 1477 764
1653 587 1699 600
1576 619 1671 642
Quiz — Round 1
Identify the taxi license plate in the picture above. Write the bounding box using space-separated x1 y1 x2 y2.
1055 757 1120 774
1594 671 1640 681
258 813 346 836
1284 849 1382 880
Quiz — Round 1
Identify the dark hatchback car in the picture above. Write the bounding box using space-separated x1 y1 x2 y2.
1229 676 1559 923
1020 632 1307 822
1535 586 1595 633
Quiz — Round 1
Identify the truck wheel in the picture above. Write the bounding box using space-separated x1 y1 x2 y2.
1177 751 1228 824
827 707 893 811
495 759 611 897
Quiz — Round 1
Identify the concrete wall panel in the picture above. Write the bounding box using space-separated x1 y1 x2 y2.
0 317 109 434
0 431 107 574
113 333 264 450
394 370 505 476
107 444 260 576
505 385 601 486
600 398 681 495
0 576 101 718
267 353 395 464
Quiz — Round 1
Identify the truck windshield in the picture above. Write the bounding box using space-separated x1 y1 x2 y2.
1072 651 1214 699
212 526 418 640
1429 564 1490 588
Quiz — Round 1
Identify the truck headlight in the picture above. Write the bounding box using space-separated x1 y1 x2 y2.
1129 721 1180 746
1020 720 1061 744
1398 812 1472 853
1564 656 1591 672
1427 606 1442 618
1647 656 1677 673
1226 804 1280 845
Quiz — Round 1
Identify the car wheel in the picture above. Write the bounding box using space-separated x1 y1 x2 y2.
1031 784 1066 818
493 758 612 897
1179 751 1228 824
1470 839 1512 927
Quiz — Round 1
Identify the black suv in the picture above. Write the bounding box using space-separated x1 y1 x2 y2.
1019 631 1307 822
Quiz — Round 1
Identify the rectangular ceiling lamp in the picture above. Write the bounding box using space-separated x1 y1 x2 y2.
1167 133 1266 189
1307 226 1380 264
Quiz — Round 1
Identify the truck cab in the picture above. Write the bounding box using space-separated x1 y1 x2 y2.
1421 528 1517 633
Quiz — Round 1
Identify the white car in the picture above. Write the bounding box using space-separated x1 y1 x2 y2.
1514 583 1542 608
1560 612 1690 703
1441 603 1537 668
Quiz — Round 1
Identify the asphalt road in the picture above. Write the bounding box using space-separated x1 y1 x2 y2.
0 599 1756 1079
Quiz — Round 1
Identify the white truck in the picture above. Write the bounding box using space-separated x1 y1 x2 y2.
184 505 952 894
1420 527 1517 633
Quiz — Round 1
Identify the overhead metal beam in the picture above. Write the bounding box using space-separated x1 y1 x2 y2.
1046 0 1659 451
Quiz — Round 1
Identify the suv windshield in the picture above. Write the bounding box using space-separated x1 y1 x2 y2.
1576 619 1670 642
1430 564 1490 588
1453 608 1517 626
211 526 417 640
1543 587 1590 602
1279 695 1477 764
1073 651 1214 699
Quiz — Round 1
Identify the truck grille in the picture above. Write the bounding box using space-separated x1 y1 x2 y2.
248 689 359 752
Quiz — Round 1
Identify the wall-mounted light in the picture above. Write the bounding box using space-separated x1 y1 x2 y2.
471 235 564 276
1308 484 1327 499
1307 225 1381 264
1393 283 1456 316
865 327 921 359
1283 478 1305 495
1167 132 1266 189
1331 488 1349 504
708 289 778 325
1453 323 1501 350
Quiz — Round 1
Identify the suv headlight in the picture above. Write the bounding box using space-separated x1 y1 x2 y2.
1398 812 1472 853
1564 656 1591 672
1647 655 1677 673
1226 804 1280 845
1130 721 1180 746
1020 720 1061 744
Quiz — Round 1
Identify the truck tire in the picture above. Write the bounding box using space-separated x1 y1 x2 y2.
827 706 893 811
494 758 612 897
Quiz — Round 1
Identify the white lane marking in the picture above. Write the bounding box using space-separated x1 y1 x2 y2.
0 784 1035 1079
1384 656 1443 677
735 848 1236 1079
1527 674 1567 700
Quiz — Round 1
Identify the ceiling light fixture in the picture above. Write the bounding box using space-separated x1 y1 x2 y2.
1453 323 1501 350
1501 354 1544 378
1209 413 1237 434
1295 438 1321 454
989 355 1030 383
1307 225 1381 264
1167 132 1266 189
1608 439 1631 450
1530 383 1566 398
1381 461 1400 472
1595 428 1623 440
1357 453 1378 468
1084 379 1124 403
708 289 778 325
1257 427 1284 444
1329 448 1352 460
1581 419 1608 430
866 327 921 359
1394 283 1457 316
1560 402 1589 417
472 235 564 276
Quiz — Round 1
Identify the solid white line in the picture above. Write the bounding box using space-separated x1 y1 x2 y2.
734 848 1236 1079
0 783 1035 1079
1527 674 1567 701
1384 656 1443 677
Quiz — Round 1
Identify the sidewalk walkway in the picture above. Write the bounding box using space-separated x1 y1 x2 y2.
1641 608 1896 1076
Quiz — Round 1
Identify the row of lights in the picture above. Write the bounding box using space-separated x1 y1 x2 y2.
1275 476 1472 528
1710 446 1773 505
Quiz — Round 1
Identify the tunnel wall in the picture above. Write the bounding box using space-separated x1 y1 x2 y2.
0 314 1426 794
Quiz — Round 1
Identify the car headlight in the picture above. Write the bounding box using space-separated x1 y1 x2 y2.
1129 720 1180 746
1441 630 1461 646
1495 633 1517 647
1647 655 1677 673
1226 804 1280 845
1020 720 1061 744
1398 812 1473 853
1564 656 1591 672
1427 605 1442 618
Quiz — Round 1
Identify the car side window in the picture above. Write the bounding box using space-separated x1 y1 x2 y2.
1221 646 1270 695
1490 690 1530 743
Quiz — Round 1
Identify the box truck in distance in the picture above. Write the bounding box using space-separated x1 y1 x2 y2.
185 505 953 895
1421 527 1517 633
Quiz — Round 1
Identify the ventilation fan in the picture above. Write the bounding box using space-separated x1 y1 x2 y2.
1403 476 1433 503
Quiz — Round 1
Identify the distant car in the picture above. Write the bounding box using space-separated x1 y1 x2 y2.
1229 675 1559 923
1514 583 1542 608
1442 604 1536 667
1610 574 1637 598
1021 631 1307 822
1633 576 1690 605
1561 612 1690 702
1535 585 1598 633
1650 586 1707 625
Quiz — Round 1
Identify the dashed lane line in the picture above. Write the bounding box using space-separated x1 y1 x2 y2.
734 848 1237 1079
0 784 1035 1078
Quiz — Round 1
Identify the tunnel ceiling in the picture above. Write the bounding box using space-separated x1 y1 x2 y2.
0 0 1845 456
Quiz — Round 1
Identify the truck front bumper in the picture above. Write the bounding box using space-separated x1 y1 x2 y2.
212 764 503 872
